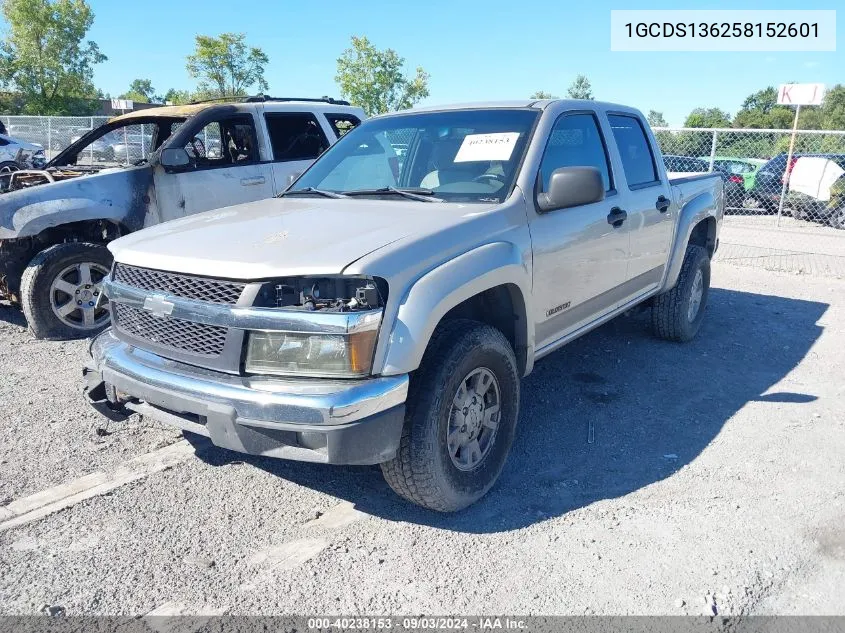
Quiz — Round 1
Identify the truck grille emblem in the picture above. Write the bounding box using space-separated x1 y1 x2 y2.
142 295 175 318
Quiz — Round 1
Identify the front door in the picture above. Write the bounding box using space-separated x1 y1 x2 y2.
153 114 274 223
529 112 630 351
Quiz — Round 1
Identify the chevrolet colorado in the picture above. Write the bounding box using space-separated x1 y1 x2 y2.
84 100 723 511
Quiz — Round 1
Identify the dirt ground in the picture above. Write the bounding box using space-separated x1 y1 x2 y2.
1 223 844 616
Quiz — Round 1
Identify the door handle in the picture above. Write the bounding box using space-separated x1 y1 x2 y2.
607 207 627 228
240 176 266 186
656 195 671 213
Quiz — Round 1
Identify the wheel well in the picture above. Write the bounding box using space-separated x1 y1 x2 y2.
0 219 125 299
689 217 717 258
439 284 528 375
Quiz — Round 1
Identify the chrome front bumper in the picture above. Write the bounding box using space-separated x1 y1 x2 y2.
84 330 408 465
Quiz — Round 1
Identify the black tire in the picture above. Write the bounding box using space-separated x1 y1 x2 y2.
380 319 520 512
652 244 710 343
829 206 845 230
20 242 113 340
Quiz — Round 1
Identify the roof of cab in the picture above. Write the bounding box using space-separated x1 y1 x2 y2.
109 103 213 122
376 99 639 117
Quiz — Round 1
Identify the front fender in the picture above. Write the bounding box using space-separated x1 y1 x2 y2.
0 167 152 239
379 241 533 376
662 186 721 291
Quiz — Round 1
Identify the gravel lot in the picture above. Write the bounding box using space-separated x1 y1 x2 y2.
1 255 844 616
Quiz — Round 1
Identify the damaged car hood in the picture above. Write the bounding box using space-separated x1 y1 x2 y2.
109 197 495 279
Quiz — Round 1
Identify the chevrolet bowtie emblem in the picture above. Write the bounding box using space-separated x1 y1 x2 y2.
142 295 174 318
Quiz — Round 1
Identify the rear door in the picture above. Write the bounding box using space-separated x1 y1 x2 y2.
605 113 673 298
154 113 274 222
529 111 630 350
262 110 336 192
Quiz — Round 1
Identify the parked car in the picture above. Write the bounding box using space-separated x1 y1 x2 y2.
0 96 365 339
701 156 766 191
0 134 45 170
785 156 845 223
85 99 724 512
750 153 845 213
664 155 744 208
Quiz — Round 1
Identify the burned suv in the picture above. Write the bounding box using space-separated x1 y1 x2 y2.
0 96 364 339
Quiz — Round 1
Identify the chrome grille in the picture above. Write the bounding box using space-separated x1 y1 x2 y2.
112 303 227 356
113 263 245 304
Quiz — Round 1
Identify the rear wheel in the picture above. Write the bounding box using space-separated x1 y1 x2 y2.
20 242 112 340
380 319 520 512
652 244 711 342
829 205 845 230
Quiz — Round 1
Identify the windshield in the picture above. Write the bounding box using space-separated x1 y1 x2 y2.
63 118 185 168
291 109 539 203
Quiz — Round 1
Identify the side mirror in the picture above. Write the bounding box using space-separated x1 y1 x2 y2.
159 147 191 171
287 171 303 187
537 166 605 212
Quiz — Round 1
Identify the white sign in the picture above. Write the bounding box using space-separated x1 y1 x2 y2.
777 83 826 106
110 98 134 111
454 133 520 163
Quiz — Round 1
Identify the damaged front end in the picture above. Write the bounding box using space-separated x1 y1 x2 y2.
85 269 407 465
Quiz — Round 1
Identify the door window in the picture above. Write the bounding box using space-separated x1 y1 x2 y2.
185 116 258 167
608 114 659 187
325 113 361 138
539 113 612 192
264 113 329 161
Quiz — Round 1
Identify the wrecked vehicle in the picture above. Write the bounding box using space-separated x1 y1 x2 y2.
0 133 45 172
85 100 723 511
0 96 365 338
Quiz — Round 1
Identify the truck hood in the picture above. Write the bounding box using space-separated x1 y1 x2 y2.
109 197 495 279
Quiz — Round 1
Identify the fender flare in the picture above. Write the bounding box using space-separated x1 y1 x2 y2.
379 242 533 376
662 189 720 291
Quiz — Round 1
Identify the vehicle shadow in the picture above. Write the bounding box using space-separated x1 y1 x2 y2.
187 287 828 533
0 301 26 328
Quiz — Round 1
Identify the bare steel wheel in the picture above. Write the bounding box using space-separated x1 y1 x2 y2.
20 242 113 340
447 368 501 471
687 268 704 323
49 261 110 330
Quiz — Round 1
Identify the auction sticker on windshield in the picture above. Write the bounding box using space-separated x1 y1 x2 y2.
454 133 520 162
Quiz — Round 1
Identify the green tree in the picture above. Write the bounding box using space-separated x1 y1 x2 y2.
530 90 556 99
732 87 793 129
186 33 269 98
335 36 429 116
820 84 845 130
120 78 157 104
0 0 106 115
647 110 668 127
684 107 731 128
566 74 593 100
163 88 192 105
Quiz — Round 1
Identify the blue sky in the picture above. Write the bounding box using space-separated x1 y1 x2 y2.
85 0 842 126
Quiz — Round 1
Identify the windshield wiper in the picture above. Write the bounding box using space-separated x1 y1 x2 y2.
342 186 443 202
277 187 347 199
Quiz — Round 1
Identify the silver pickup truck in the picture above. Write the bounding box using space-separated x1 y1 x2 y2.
84 99 723 512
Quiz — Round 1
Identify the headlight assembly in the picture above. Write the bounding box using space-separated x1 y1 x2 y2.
245 328 379 378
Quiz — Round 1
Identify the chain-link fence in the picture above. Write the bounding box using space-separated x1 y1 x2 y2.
653 127 845 229
1 115 110 161
2 115 844 229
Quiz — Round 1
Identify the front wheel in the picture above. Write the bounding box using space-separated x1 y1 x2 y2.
381 319 520 512
20 242 113 340
652 244 711 342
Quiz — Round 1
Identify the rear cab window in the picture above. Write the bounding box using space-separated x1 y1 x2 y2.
608 114 660 188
